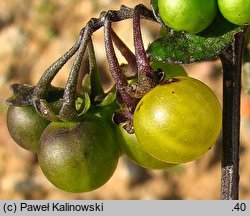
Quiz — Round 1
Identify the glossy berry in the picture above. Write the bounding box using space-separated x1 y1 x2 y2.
218 0 250 25
133 77 222 164
158 0 218 34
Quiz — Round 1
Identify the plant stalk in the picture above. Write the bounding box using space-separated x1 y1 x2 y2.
220 31 247 200
133 5 158 89
104 16 139 112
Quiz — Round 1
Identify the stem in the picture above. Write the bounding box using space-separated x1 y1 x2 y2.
59 27 91 120
133 4 157 87
104 14 139 112
32 5 155 102
111 29 138 77
220 31 246 200
33 29 85 100
30 5 157 119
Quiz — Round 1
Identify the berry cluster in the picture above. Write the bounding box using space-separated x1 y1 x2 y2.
6 3 226 193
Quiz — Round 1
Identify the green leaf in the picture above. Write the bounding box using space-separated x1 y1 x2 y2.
149 0 245 64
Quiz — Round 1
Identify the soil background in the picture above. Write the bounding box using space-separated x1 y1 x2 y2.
0 0 250 200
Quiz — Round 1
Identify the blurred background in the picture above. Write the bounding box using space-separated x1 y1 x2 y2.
0 0 250 200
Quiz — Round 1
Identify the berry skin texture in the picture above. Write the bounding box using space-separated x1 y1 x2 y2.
218 0 250 25
38 115 119 193
133 77 222 164
158 0 218 34
7 105 50 152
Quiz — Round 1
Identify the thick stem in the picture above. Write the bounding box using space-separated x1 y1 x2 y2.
220 31 246 200
104 14 139 112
